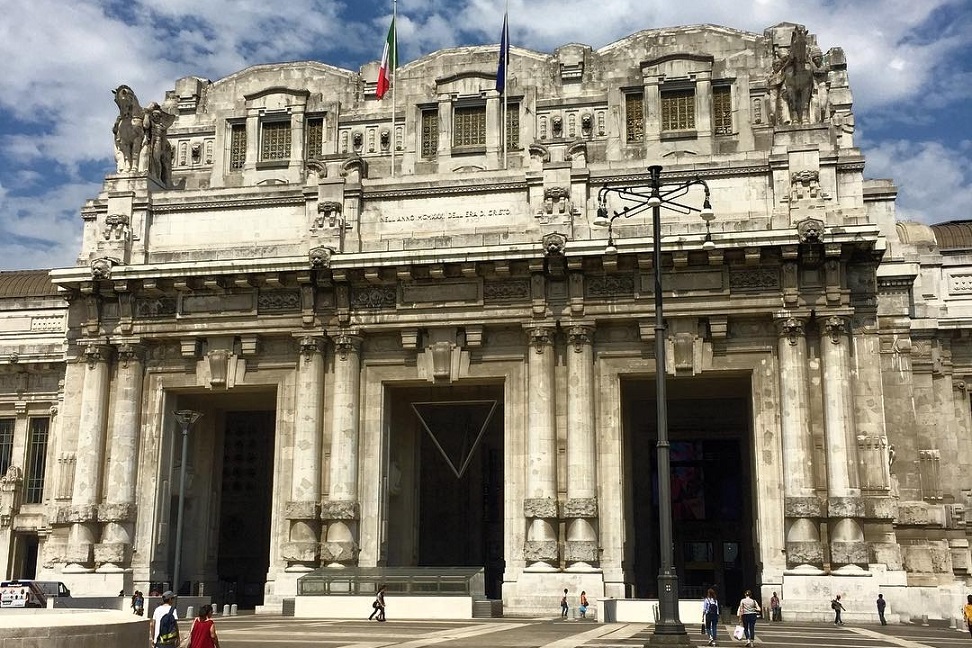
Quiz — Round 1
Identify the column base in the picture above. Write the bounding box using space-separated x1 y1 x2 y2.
565 540 598 563
831 541 868 568
320 541 357 564
281 541 319 563
785 540 824 569
523 540 558 564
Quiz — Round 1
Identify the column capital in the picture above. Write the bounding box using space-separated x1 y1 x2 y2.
523 324 555 354
329 330 362 361
116 342 146 368
821 315 850 344
566 324 595 352
80 340 112 367
775 316 807 345
297 335 326 359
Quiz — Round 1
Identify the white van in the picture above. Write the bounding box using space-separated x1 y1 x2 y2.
0 581 45 608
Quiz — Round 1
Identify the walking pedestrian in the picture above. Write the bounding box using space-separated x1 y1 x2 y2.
831 594 845 625
702 588 720 645
560 588 569 618
578 591 589 619
770 591 781 622
876 593 886 626
131 590 144 616
368 585 386 622
736 589 761 647
188 604 220 648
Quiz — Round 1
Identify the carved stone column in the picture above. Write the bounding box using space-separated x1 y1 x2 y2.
321 332 362 567
565 325 598 568
819 316 866 568
284 336 325 570
776 316 824 569
96 343 144 570
67 343 112 571
523 324 558 569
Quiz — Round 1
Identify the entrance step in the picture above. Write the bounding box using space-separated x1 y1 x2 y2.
472 599 503 618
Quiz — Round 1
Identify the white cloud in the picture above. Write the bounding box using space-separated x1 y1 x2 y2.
863 139 972 224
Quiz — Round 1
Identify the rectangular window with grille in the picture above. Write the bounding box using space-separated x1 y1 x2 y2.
261 120 292 161
504 103 520 150
305 117 324 159
0 418 12 477
421 109 439 158
661 88 696 132
453 105 487 148
229 123 246 170
24 417 49 504
625 93 644 143
713 86 733 135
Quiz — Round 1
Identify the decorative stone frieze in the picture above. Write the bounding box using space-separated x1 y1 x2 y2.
896 501 930 526
320 500 359 521
827 496 864 518
563 497 598 518
64 543 94 565
321 540 358 563
523 497 558 519
94 542 130 565
863 496 897 521
565 541 598 563
281 541 320 563
97 502 136 523
286 500 321 521
785 541 824 568
831 541 868 566
523 540 559 563
784 496 826 518
58 504 99 524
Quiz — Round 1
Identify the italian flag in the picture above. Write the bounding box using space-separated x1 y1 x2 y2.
376 17 397 100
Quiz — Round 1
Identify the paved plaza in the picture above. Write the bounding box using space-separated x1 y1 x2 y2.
200 616 972 648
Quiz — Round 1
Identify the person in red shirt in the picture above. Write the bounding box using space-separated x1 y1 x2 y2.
189 604 220 648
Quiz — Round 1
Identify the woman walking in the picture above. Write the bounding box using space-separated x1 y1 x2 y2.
188 604 220 648
702 588 720 646
736 589 761 648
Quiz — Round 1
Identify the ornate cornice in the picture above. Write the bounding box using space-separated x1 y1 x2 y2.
152 196 305 213
366 181 529 200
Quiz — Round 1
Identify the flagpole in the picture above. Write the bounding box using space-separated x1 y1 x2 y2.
391 0 398 178
503 0 509 170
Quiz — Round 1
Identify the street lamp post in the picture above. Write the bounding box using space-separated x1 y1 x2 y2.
595 165 713 646
172 408 202 596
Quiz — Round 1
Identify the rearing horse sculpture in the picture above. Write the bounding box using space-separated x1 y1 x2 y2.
782 27 814 125
112 85 146 173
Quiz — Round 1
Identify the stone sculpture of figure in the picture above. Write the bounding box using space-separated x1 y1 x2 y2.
809 47 830 122
768 47 791 126
782 26 814 125
143 102 176 187
112 85 146 173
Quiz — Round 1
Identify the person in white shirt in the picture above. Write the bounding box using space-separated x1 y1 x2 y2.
736 589 761 647
150 590 180 647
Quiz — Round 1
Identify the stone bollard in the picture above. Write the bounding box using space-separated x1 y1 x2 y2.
222 604 230 617
186 606 194 619
230 604 238 616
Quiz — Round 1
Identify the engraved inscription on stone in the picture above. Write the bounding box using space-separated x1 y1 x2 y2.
401 280 482 306
257 290 300 313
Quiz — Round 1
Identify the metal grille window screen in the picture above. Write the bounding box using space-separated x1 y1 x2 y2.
306 117 324 159
505 104 520 150
453 106 487 147
229 124 246 170
24 417 49 504
421 110 438 158
625 93 644 142
661 89 696 131
713 86 733 135
261 120 292 160
0 419 12 476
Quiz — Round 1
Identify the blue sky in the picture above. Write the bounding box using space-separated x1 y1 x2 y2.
0 0 970 270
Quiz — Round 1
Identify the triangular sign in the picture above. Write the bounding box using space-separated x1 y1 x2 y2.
411 400 498 479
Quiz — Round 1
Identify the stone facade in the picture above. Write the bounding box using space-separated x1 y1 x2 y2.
0 21 970 620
